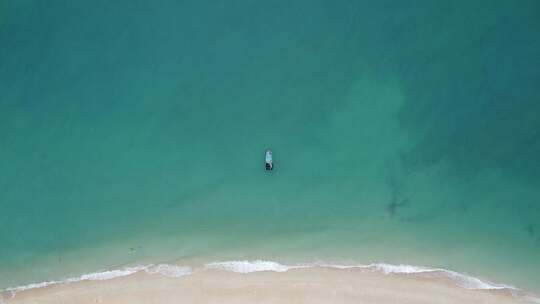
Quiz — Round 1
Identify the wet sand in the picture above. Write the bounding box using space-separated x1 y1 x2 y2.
3 267 527 304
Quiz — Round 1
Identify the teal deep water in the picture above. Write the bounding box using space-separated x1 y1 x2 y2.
1 0 540 291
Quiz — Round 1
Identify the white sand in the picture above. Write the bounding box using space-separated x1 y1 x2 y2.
3 266 531 304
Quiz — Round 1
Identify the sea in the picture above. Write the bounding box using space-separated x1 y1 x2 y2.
1 0 539 296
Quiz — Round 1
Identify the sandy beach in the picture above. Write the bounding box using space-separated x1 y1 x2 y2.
2 266 531 304
2 2 540 304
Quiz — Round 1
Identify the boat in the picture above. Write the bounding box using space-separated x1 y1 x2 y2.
265 149 273 171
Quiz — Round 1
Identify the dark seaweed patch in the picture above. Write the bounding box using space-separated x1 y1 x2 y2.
385 174 409 217
524 224 535 237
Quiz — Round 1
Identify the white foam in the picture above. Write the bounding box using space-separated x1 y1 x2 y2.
145 264 193 278
70 266 147 282
366 263 513 290
206 260 306 273
324 263 515 290
441 269 515 290
3 264 192 295
5 280 62 293
206 260 518 291
4 265 148 293
2 260 531 301
368 263 435 274
321 263 434 274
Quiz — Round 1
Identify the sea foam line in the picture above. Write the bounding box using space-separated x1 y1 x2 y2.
205 260 516 291
2 264 192 294
206 261 540 303
206 260 309 273
3 260 538 303
323 262 516 290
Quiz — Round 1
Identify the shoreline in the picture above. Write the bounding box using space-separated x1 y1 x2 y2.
2 260 539 304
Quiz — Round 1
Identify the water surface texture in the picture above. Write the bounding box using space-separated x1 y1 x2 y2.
1 0 540 291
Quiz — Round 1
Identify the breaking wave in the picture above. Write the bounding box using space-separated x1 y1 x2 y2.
2 259 538 303
145 264 193 278
314 262 515 290
206 260 308 273
2 264 192 295
204 260 515 290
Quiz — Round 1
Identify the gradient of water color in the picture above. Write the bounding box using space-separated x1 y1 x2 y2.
1 0 539 293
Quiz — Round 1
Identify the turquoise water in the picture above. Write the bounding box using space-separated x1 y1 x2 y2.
1 0 540 292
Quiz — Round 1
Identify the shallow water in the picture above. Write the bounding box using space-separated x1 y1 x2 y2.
1 0 539 292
